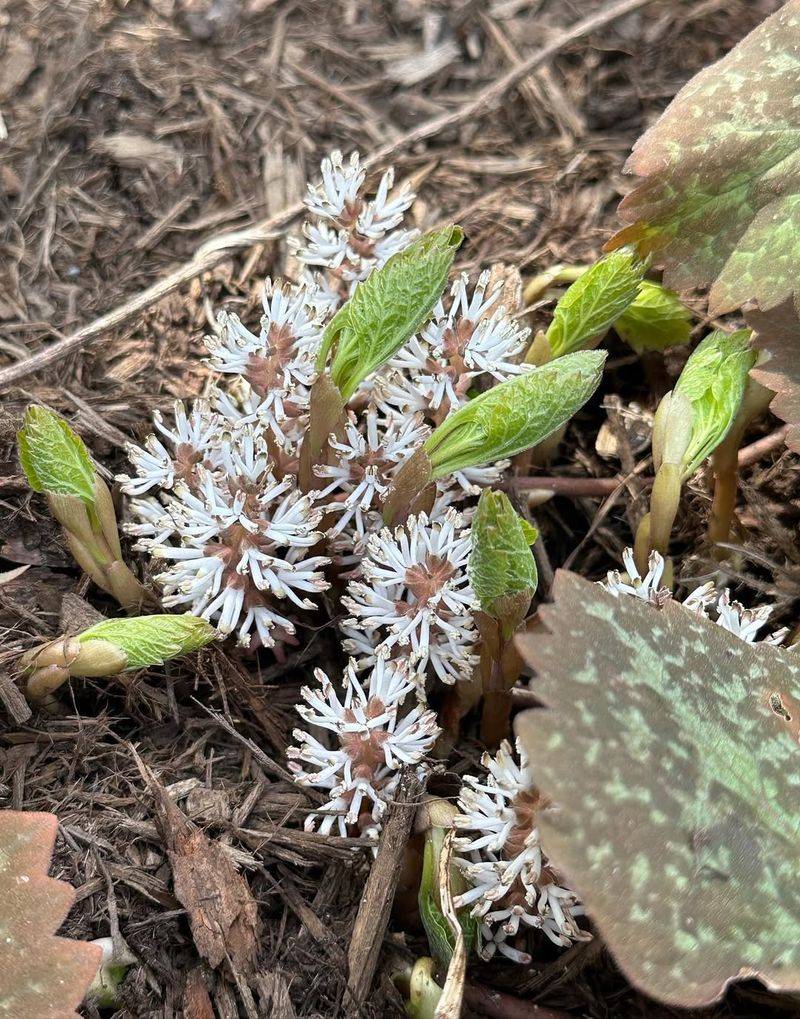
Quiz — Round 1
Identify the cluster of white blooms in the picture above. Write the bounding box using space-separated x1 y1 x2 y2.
292 150 418 311
343 510 479 685
120 150 537 847
603 548 788 645
453 739 588 963
287 658 439 840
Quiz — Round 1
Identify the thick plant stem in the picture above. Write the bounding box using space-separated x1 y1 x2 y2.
634 463 681 575
707 379 773 560
383 447 434 526
299 374 346 492
708 439 739 559
476 607 527 749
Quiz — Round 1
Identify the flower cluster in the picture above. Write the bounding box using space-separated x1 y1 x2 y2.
603 548 788 645
453 739 588 963
342 510 479 685
292 150 418 311
287 658 439 839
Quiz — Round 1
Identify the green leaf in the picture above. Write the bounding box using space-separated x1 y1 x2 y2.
425 350 605 477
614 280 692 353
545 250 646 358
608 3 800 316
469 490 538 618
78 614 216 669
318 225 463 400
516 570 800 1007
674 329 756 475
17 406 96 505
418 826 477 968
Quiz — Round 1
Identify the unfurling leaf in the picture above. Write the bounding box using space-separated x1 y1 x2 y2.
608 2 800 316
671 329 756 477
614 281 691 353
425 350 606 477
469 490 537 622
318 225 463 400
516 571 800 1008
17 406 96 504
748 300 800 454
78 614 216 668
545 250 645 358
21 614 216 701
0 811 102 1018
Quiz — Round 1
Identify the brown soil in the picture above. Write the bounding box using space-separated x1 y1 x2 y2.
2 1 798 1016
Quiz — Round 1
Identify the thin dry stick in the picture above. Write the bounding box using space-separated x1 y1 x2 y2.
0 0 656 392
346 772 422 1006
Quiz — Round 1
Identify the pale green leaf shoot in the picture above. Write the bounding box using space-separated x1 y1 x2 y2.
614 280 692 353
78 614 216 669
425 350 606 478
674 329 756 476
545 250 646 358
469 490 538 618
317 225 463 400
17 406 96 505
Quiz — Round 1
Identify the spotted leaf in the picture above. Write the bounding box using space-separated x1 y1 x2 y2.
748 300 800 455
0 811 102 1018
608 2 800 316
515 571 800 1008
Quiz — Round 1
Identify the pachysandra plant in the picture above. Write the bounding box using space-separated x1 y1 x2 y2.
468 489 538 747
634 328 756 575
20 614 216 700
17 407 144 610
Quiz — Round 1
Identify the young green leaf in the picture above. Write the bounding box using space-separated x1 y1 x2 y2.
425 350 605 477
469 490 538 620
608 2 800 316
516 570 800 1007
545 250 646 358
318 225 463 400
614 280 691 353
673 329 756 476
78 614 216 668
17 406 96 505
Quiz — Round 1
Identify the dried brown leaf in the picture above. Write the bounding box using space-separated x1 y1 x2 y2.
148 776 259 974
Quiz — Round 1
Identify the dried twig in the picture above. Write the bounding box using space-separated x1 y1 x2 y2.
0 0 656 392
346 771 423 1006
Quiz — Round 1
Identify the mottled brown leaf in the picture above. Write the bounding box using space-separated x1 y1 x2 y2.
148 778 259 975
609 2 800 316
516 572 800 1007
748 300 800 454
0 811 102 1018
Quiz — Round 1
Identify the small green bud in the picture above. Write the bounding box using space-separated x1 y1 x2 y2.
78 614 216 668
17 406 96 504
673 329 756 477
614 280 692 353
545 249 646 358
469 490 537 626
424 350 606 478
317 225 463 400
651 390 694 471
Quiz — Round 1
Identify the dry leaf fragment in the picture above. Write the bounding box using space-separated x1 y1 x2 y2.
147 773 259 975
516 571 800 1007
0 811 102 1018
91 133 183 177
